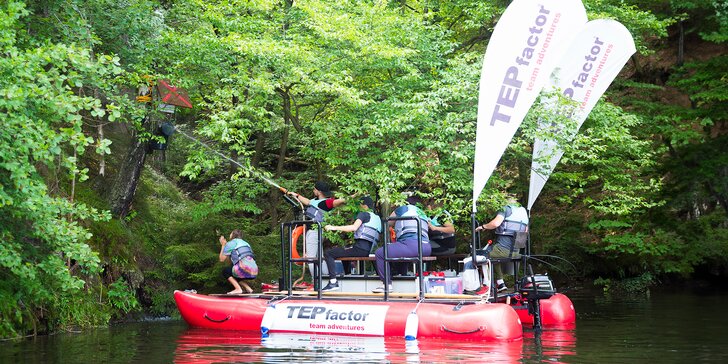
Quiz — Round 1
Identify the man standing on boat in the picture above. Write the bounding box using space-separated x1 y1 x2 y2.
288 181 346 280
320 196 382 292
474 199 529 292
373 195 431 293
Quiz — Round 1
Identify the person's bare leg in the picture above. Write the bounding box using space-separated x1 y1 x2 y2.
240 281 253 293
227 277 243 294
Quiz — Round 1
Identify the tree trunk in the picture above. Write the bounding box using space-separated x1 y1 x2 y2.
269 91 293 231
251 132 265 168
677 20 684 67
276 92 292 178
98 122 105 176
516 155 530 206
95 89 105 176
707 158 728 215
271 2 294 231
229 150 239 176
230 94 240 175
109 116 152 218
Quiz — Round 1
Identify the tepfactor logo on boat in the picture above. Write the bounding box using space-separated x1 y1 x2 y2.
265 303 389 336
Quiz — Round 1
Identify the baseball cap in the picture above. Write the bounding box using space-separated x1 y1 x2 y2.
314 181 332 197
360 196 375 209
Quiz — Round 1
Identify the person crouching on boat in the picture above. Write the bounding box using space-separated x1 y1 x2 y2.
287 181 347 281
373 195 431 293
321 196 382 292
470 200 529 293
219 229 258 294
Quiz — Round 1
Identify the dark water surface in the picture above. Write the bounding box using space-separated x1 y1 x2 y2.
2 289 727 363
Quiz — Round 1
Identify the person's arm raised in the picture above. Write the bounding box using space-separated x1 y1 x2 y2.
218 235 229 262
288 191 311 206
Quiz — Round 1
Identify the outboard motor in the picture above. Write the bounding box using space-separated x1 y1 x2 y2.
519 274 555 293
518 273 556 332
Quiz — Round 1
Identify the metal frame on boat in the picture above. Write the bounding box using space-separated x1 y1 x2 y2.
175 212 575 341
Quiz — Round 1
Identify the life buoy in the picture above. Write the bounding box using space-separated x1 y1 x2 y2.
291 226 305 265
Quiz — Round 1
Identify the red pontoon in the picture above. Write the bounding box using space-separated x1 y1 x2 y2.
174 290 523 341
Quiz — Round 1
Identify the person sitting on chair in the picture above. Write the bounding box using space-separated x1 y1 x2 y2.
473 199 529 292
427 205 456 256
372 195 431 293
321 196 382 292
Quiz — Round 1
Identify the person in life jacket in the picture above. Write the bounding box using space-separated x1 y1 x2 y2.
288 181 346 277
219 229 259 294
372 195 431 293
427 204 457 256
319 196 382 292
473 200 529 292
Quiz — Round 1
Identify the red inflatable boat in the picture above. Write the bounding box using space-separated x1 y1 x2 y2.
174 290 523 341
511 293 576 327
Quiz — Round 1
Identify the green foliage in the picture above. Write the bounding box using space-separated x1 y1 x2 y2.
193 179 267 219
107 278 140 315
585 0 673 54
23 0 164 66
0 281 35 338
669 0 728 42
0 0 122 338
703 0 728 42
594 271 656 295
48 288 112 332
669 55 728 117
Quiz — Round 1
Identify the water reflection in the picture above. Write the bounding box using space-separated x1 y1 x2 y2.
523 327 577 363
7 290 727 363
174 328 579 363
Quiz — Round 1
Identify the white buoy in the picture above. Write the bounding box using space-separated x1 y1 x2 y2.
260 305 276 338
404 311 418 341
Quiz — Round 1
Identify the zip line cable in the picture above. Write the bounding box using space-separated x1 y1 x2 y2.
172 125 291 194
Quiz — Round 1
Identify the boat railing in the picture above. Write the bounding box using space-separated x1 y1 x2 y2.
280 220 324 299
492 232 531 300
280 216 466 303
381 215 427 301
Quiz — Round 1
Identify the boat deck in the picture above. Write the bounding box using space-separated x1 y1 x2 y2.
211 290 489 303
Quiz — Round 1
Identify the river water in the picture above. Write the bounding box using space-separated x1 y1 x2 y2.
2 288 727 363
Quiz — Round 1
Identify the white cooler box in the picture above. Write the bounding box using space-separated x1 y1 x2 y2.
423 276 463 294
